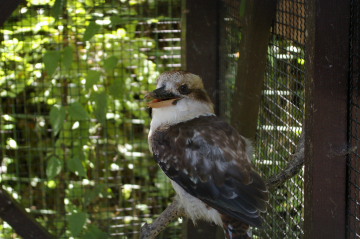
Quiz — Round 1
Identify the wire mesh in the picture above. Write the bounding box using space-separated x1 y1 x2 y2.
220 0 305 238
0 0 182 238
347 0 360 238
256 1 305 238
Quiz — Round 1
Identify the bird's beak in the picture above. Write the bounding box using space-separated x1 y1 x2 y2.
146 86 180 108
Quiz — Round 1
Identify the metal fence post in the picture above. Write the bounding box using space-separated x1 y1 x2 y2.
304 0 350 238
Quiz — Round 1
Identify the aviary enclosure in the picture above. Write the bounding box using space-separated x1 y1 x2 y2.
0 0 359 239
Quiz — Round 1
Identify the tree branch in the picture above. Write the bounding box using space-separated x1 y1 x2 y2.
140 198 185 239
266 133 305 190
141 133 305 238
0 186 55 239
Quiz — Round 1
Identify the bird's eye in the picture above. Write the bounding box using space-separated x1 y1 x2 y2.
178 84 191 95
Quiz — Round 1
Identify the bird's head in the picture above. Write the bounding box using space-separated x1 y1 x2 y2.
147 71 214 129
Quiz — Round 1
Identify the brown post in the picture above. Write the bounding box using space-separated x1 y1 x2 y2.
347 0 360 237
181 0 220 113
181 0 223 237
304 0 350 238
230 0 277 139
0 0 24 27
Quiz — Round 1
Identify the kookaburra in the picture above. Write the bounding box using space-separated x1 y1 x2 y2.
147 71 268 239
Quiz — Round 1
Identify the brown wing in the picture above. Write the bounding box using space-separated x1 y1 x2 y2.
150 116 268 227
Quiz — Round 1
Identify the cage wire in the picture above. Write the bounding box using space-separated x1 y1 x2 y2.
256 0 305 238
220 0 305 238
348 0 360 238
0 0 182 238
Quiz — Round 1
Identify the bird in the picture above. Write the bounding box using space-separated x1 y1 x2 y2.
147 71 268 239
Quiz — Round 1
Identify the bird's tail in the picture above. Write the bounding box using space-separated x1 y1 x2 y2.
222 217 251 239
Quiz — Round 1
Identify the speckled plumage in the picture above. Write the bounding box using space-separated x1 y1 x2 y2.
148 71 268 239
150 116 268 226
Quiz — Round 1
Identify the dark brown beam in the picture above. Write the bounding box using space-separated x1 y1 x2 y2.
304 0 350 238
0 0 24 27
230 0 277 139
347 0 360 236
181 0 220 113
181 0 223 237
0 187 54 239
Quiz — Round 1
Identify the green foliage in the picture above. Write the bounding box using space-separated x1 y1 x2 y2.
103 56 118 72
62 46 74 70
92 91 108 125
68 147 87 177
50 105 66 136
67 212 87 236
46 156 63 179
0 0 181 238
86 70 101 90
52 0 67 18
68 102 90 121
44 50 61 76
81 225 109 239
83 20 101 41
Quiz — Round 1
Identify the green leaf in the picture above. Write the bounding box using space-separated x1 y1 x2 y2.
85 0 95 6
92 92 107 124
109 79 124 99
67 212 87 237
49 105 66 136
52 0 67 18
83 20 100 41
46 156 63 179
85 70 101 90
84 184 106 206
68 152 86 177
62 46 73 70
43 51 61 76
110 16 125 26
68 102 89 120
103 56 118 72
81 225 109 239
125 23 137 38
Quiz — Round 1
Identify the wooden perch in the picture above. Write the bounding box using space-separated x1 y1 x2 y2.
0 186 55 239
140 133 305 239
140 198 185 239
266 133 305 190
